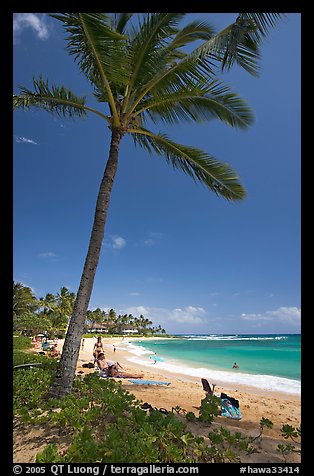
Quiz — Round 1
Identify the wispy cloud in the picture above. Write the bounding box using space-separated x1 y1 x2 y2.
13 13 50 43
38 252 57 259
143 232 163 246
104 235 126 251
129 292 140 297
15 136 38 145
241 306 301 326
123 305 207 325
170 306 207 324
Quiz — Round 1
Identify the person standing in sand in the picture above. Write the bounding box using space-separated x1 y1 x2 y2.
93 336 104 362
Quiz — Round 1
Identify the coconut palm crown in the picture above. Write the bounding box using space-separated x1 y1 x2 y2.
13 13 284 397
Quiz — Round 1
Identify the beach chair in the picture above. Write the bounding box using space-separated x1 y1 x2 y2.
201 378 214 395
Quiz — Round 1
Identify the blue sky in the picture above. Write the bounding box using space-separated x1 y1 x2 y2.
13 13 301 335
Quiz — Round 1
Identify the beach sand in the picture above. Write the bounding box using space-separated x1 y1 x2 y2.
13 336 301 463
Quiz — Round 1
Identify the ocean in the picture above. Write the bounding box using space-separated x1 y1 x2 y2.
121 334 301 395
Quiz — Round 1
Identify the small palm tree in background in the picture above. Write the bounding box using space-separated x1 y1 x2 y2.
13 13 284 397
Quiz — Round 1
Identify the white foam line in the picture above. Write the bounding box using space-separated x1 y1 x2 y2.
126 354 301 396
120 339 300 395
182 336 288 341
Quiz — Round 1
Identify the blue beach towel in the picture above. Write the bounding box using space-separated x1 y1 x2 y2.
221 398 242 420
128 379 171 386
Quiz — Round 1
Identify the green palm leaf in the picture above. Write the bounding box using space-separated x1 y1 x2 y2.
130 127 246 201
111 13 133 34
13 75 87 118
125 13 188 108
51 13 129 124
188 12 286 77
135 79 254 128
168 19 215 49
51 13 127 84
13 75 109 122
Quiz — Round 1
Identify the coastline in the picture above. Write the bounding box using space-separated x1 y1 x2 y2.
95 336 298 394
14 335 301 463
77 336 301 463
118 336 301 397
75 335 301 420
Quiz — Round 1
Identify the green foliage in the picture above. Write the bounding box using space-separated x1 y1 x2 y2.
208 426 256 462
277 424 301 461
276 444 297 463
186 411 197 422
13 282 39 318
36 444 63 463
13 366 54 415
260 417 274 429
13 335 33 350
251 417 274 442
13 282 77 337
13 75 87 119
281 424 301 442
14 312 52 335
198 394 221 424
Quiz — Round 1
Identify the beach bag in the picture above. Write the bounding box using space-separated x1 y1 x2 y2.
221 398 242 420
82 362 94 369
220 392 239 408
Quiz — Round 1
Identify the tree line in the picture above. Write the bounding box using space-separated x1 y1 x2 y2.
13 281 166 337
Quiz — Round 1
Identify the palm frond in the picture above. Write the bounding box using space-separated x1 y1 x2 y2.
221 13 286 74
126 51 215 118
125 16 216 112
134 79 254 129
130 127 246 201
241 13 286 40
188 13 285 77
51 13 130 123
13 75 88 119
126 14 185 96
112 13 133 34
168 19 215 49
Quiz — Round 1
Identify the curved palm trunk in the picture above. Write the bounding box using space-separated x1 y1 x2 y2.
50 128 122 398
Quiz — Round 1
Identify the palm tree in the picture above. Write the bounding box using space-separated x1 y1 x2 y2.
13 281 39 319
38 293 56 315
13 13 284 397
57 287 76 319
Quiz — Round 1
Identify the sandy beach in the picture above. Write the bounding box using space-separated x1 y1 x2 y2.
74 336 301 463
13 336 301 463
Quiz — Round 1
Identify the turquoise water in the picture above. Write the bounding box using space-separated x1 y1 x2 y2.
124 334 301 394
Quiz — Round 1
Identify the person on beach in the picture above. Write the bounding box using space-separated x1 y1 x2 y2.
50 344 61 358
152 352 157 364
93 336 104 362
232 362 239 369
108 363 144 379
97 353 123 372
113 345 116 352
97 353 143 379
81 338 85 350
